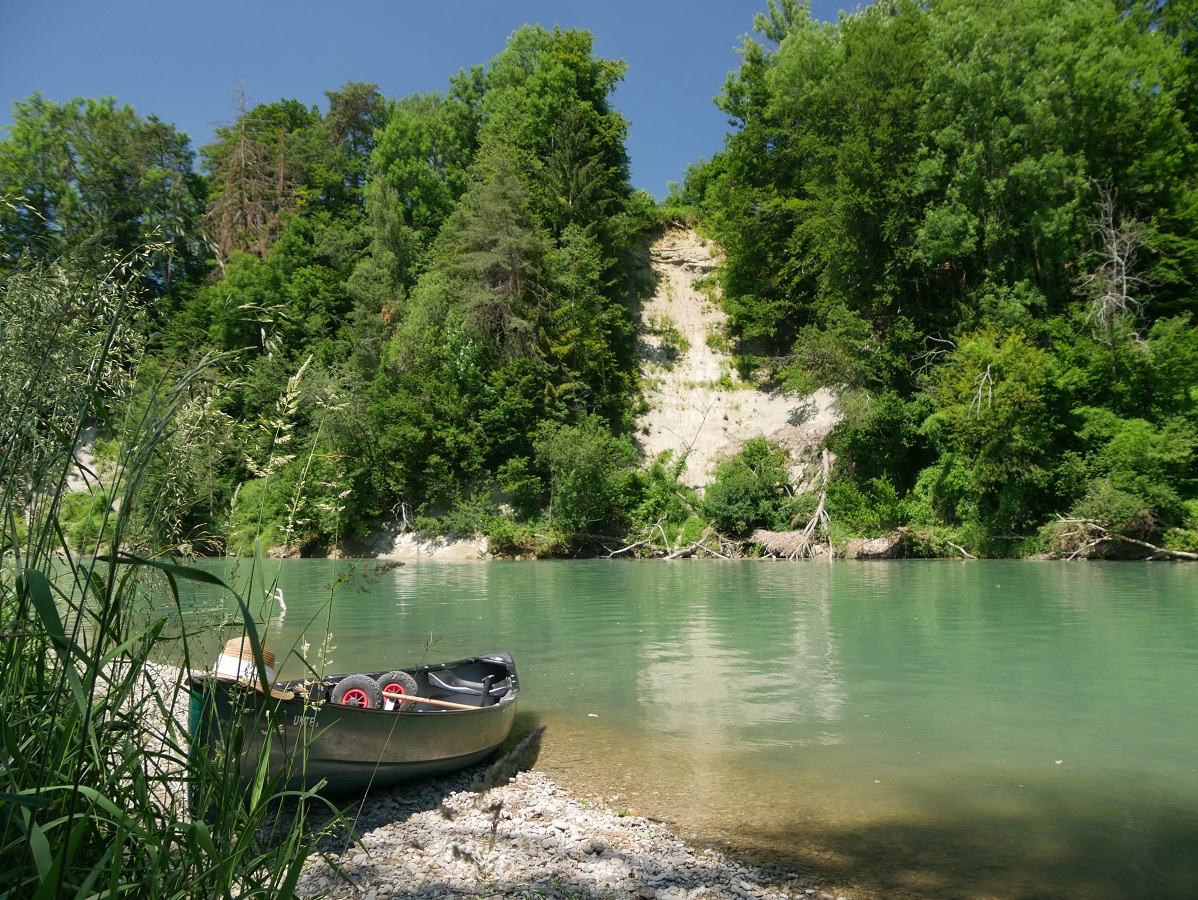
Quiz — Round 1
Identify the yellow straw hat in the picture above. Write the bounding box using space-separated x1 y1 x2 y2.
214 637 293 700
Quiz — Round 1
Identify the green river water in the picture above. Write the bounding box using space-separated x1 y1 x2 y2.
178 558 1197 898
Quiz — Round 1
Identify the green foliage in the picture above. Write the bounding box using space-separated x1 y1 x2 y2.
0 252 329 898
826 390 932 491
676 514 713 546
370 90 475 243
825 476 905 537
58 487 113 551
1 22 654 553
496 456 544 521
535 416 638 536
201 92 356 261
686 0 1198 553
483 514 570 558
1068 407 1195 531
0 95 206 299
646 313 689 364
17 6 1197 557
0 251 143 507
919 327 1063 532
417 493 494 538
629 451 698 530
479 26 631 247
484 514 541 557
781 305 915 394
699 437 793 536
698 0 1198 348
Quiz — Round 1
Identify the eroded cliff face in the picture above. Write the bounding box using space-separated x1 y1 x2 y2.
363 227 843 560
634 227 839 491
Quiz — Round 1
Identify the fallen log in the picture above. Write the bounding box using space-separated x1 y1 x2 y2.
1051 517 1198 561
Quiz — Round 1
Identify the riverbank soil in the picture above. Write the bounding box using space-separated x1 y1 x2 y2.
633 228 838 491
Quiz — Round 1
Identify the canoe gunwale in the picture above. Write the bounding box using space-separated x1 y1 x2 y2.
187 651 520 794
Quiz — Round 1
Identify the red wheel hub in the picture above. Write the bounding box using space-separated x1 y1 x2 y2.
383 683 406 696
341 688 371 708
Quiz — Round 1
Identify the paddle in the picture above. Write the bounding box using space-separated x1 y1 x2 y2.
382 690 479 711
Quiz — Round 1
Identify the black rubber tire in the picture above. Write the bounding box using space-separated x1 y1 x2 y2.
330 674 384 709
378 671 419 711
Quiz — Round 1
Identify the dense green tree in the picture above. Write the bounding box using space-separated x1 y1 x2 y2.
696 0 1198 347
534 415 637 535
690 0 1198 551
479 25 631 247
1 22 653 555
0 95 205 295
346 78 483 383
700 437 794 536
202 90 356 261
325 80 387 198
431 157 551 364
699 0 931 350
1068 407 1195 530
349 24 643 527
916 327 1064 531
371 90 477 242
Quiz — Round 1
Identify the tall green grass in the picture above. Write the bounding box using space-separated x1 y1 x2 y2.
0 249 336 898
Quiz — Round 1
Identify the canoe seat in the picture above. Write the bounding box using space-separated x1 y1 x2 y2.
427 670 511 706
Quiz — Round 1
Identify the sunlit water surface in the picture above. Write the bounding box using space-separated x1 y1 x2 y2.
175 559 1198 899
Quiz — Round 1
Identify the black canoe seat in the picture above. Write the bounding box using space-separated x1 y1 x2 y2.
426 670 511 706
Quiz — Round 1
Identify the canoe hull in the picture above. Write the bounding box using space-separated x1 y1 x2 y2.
189 652 519 796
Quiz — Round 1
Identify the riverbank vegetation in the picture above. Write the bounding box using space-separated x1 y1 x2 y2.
681 0 1198 559
3 2 1198 562
0 247 341 895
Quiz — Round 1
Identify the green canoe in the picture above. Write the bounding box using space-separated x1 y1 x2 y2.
188 652 519 795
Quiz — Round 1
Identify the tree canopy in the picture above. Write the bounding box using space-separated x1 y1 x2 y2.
685 0 1198 554
4 4 1197 558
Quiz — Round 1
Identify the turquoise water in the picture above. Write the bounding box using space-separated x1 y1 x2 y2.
180 559 1198 898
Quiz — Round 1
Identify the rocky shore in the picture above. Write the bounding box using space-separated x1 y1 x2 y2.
294 766 851 900
134 666 853 898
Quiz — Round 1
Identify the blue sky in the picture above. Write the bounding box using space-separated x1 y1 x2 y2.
1 0 857 199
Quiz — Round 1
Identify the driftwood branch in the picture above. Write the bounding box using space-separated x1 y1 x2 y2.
605 519 733 560
944 539 976 560
607 518 667 557
1051 517 1198 561
754 448 834 560
656 520 671 554
664 524 718 560
1100 531 1198 560
607 535 655 557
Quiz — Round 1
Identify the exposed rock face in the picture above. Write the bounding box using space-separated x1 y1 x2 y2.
634 228 839 491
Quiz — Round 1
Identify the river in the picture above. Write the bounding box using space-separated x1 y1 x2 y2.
176 558 1198 898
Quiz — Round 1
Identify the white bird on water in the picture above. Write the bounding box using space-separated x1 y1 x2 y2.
266 586 286 629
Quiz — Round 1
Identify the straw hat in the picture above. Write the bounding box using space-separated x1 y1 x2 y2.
220 637 276 671
214 637 294 700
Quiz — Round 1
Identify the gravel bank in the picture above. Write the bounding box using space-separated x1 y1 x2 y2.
126 664 854 897
295 767 851 900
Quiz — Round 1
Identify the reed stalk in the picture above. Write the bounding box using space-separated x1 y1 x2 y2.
0 249 335 898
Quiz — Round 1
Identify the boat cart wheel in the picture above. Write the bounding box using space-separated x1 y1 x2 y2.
378 671 419 711
330 674 384 709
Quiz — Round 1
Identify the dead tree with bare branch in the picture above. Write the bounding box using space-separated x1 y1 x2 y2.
1076 186 1149 375
204 85 299 263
